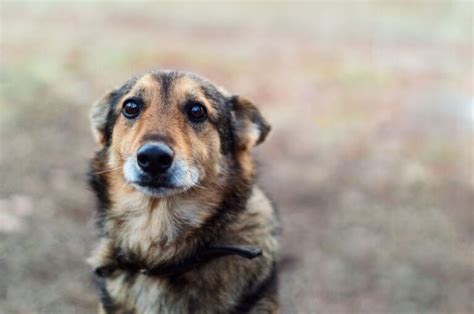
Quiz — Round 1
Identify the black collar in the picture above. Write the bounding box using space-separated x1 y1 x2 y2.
94 244 262 278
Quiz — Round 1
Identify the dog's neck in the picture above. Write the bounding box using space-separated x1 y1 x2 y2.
104 187 216 267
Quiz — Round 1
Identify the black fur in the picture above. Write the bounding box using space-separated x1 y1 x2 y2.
93 271 139 314
153 71 176 102
230 95 271 146
102 76 140 147
88 149 111 234
191 152 254 248
93 273 117 313
214 105 235 155
233 262 278 313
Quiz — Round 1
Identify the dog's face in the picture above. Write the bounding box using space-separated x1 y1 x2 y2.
90 71 270 198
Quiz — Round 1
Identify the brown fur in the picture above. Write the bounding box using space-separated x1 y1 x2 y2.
87 71 279 313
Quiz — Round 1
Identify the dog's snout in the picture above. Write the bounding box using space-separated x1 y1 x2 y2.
137 143 174 174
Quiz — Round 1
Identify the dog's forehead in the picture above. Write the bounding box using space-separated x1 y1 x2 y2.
126 71 230 108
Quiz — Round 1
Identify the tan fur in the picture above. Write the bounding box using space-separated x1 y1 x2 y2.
88 71 279 313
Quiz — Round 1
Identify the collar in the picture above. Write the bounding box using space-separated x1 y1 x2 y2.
94 244 262 278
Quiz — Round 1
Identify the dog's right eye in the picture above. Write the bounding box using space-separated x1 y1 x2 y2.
122 100 141 119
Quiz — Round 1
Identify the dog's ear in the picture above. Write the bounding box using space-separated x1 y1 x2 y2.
230 96 271 150
90 89 117 146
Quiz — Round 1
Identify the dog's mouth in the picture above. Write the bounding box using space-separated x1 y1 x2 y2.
130 176 183 196
131 180 186 197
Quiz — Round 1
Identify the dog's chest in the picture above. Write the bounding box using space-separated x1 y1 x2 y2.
104 270 227 314
110 194 207 265
105 273 177 313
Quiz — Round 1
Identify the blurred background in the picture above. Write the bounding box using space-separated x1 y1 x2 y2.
0 2 472 313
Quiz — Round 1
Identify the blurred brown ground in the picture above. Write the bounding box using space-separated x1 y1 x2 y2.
0 2 472 313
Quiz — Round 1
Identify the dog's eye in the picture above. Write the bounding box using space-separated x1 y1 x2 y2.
187 102 207 122
122 100 141 119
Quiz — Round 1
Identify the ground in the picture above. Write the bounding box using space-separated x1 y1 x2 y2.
0 2 472 313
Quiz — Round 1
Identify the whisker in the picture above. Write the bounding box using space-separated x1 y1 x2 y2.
91 166 123 175
192 183 210 190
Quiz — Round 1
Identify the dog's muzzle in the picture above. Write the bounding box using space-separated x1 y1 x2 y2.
123 142 200 196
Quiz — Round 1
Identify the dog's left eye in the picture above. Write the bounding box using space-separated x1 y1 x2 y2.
122 100 141 119
187 102 207 122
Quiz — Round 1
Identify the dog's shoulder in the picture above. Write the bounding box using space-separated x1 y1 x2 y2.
228 186 280 240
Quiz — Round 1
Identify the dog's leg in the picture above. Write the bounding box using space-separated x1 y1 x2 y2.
98 303 106 314
248 295 280 314
87 237 117 274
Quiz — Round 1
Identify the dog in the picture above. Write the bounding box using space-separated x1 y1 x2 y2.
87 70 280 313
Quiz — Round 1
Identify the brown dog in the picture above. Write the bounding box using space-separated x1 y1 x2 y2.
87 70 280 313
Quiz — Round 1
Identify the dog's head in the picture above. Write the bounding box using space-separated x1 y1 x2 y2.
90 71 270 198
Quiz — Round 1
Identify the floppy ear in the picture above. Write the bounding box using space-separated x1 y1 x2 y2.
231 96 271 151
90 89 117 146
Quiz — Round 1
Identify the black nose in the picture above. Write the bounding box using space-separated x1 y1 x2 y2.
137 143 174 174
